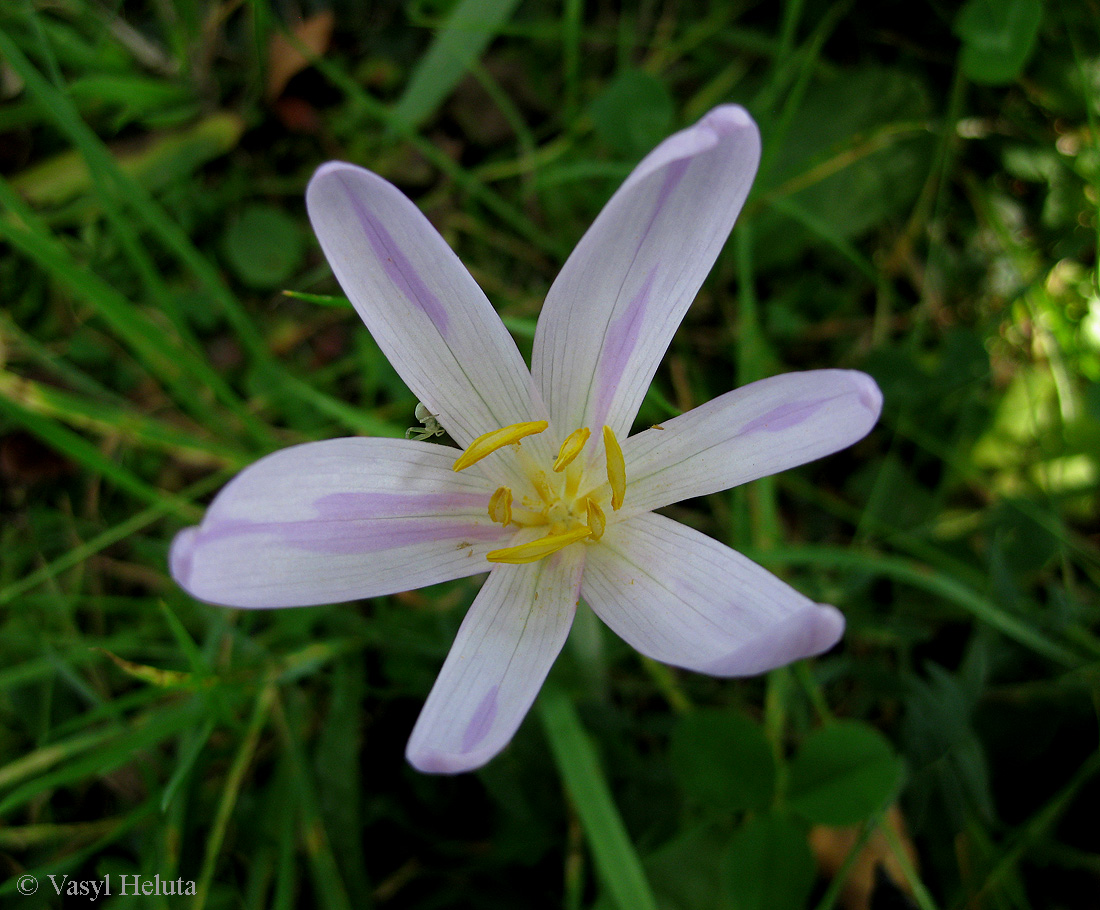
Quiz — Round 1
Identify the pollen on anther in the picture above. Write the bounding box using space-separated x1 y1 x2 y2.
586 498 606 541
553 427 591 472
453 420 548 472
486 526 592 564
602 426 626 510
488 486 513 525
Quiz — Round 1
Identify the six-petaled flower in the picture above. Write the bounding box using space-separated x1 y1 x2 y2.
170 106 883 773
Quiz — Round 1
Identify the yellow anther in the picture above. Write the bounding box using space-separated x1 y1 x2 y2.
488 486 513 525
602 426 626 510
453 421 548 472
586 498 606 541
530 470 554 504
553 427 591 472
486 526 593 564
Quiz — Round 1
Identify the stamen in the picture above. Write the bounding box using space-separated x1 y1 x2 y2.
486 526 592 564
553 427 591 472
529 469 554 504
488 487 512 525
602 426 626 510
586 498 606 541
453 421 548 472
564 461 583 498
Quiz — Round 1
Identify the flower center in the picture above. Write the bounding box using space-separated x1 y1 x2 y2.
452 421 627 564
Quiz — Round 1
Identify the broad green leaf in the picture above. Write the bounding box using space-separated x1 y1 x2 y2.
956 0 1043 85
589 69 675 157
669 709 776 814
645 825 729 910
786 721 904 826
224 204 305 289
723 814 816 910
753 67 931 272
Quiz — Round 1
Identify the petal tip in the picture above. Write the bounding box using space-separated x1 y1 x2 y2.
808 602 846 656
306 161 383 213
704 601 846 677
308 159 359 187
169 526 199 590
852 371 884 420
406 744 489 775
704 103 758 135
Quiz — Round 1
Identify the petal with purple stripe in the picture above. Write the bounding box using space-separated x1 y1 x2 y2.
406 549 584 773
170 437 508 608
531 105 761 436
582 512 845 676
339 185 450 333
307 163 548 462
623 370 883 516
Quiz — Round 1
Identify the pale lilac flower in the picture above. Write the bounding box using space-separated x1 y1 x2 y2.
171 106 882 774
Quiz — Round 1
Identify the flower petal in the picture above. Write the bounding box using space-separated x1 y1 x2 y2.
531 105 760 436
623 370 882 515
406 550 584 773
306 163 547 450
171 438 508 608
583 512 844 676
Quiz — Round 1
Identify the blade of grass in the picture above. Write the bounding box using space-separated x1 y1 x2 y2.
194 680 276 910
390 0 523 134
763 545 1082 667
290 29 563 258
0 368 251 468
753 0 854 188
0 310 128 403
0 28 365 449
968 746 1100 903
0 177 256 442
0 470 227 606
0 802 158 899
0 395 201 519
562 0 582 120
271 689 355 910
0 698 204 815
0 726 118 792
537 685 659 910
0 28 272 370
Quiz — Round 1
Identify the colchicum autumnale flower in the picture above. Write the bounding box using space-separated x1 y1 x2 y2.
171 106 883 774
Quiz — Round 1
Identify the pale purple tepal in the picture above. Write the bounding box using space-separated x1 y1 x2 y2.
171 106 883 773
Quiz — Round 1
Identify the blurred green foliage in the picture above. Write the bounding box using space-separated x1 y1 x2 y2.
0 1 1098 909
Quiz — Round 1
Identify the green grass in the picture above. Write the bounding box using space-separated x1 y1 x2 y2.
2 1 1098 908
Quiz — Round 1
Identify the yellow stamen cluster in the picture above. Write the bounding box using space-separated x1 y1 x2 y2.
452 420 627 564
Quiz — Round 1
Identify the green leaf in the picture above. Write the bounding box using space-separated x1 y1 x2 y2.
645 825 730 910
753 67 932 271
537 687 660 910
786 721 904 826
669 709 776 814
389 0 523 134
901 665 995 831
224 204 305 289
722 814 816 910
956 0 1043 85
589 69 674 156
10 112 243 208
